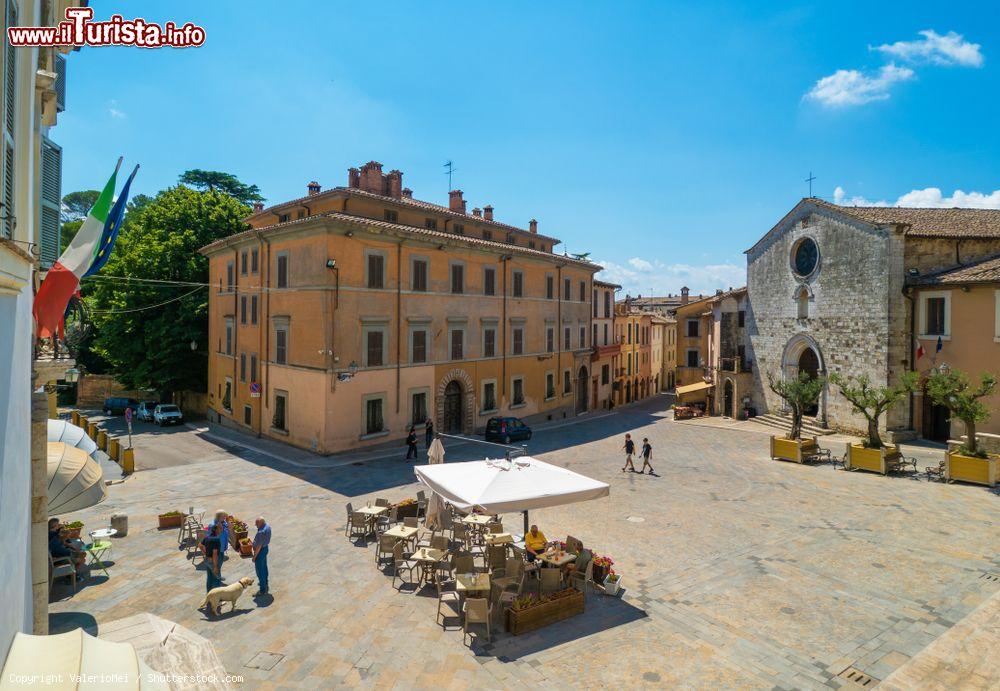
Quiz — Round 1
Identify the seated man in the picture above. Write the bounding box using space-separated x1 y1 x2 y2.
48 518 85 571
564 542 592 578
523 524 547 563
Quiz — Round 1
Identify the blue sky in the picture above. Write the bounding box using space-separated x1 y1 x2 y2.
57 1 1000 296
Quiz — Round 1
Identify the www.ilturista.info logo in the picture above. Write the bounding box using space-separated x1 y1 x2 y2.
7 7 205 48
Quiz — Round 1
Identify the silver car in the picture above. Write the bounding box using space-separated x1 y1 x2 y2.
153 404 184 426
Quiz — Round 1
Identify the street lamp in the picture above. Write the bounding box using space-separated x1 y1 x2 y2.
348 360 359 376
64 367 80 384
190 340 197 352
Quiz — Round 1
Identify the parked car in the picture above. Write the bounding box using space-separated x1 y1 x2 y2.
153 404 184 426
484 417 532 444
103 397 139 415
136 400 159 422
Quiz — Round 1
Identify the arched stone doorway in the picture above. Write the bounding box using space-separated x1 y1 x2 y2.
723 378 735 418
780 334 827 423
436 368 475 434
576 366 589 414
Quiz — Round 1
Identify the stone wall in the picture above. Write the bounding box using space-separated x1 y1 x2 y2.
76 374 153 409
746 207 893 434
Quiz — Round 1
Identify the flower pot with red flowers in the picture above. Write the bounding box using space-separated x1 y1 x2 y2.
591 555 614 584
604 571 623 596
228 517 249 548
60 521 84 540
238 537 253 558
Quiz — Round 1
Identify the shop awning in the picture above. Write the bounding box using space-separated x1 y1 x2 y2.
676 381 714 396
414 456 610 516
0 628 167 690
48 442 107 516
48 419 99 458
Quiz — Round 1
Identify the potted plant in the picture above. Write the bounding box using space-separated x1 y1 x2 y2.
157 511 185 530
228 517 249 547
60 521 84 540
591 555 614 584
238 537 254 558
604 570 623 596
926 370 999 487
766 371 825 463
394 498 419 519
831 372 917 475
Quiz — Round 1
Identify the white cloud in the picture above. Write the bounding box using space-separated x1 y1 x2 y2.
805 64 914 107
108 100 126 119
833 185 1000 209
594 257 744 298
875 30 983 68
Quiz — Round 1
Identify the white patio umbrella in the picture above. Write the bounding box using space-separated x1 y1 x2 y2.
427 437 446 464
414 456 610 532
47 442 107 515
48 419 99 458
0 628 167 690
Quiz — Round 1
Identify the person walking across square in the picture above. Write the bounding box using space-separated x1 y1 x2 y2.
640 437 655 474
252 516 271 596
621 433 636 472
405 426 418 460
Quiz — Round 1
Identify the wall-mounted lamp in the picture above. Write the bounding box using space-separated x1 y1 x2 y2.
345 231 354 238
348 360 359 375
326 259 337 269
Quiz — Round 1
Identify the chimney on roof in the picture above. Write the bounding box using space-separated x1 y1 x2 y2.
715 289 723 296
449 189 466 213
681 286 689 305
307 181 321 196
359 161 384 194
529 219 537 233
252 201 264 213
385 170 403 198
402 187 413 198
483 205 494 221
348 167 360 188
472 207 482 218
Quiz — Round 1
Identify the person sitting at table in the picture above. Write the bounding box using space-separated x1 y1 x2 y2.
563 540 592 578
524 524 547 562
48 518 85 571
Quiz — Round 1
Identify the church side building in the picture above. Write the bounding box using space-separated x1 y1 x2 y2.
746 198 1000 439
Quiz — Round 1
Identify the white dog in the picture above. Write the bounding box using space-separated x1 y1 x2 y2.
200 577 254 616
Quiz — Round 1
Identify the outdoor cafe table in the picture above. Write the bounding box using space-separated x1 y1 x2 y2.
410 547 447 586
456 572 490 596
484 532 513 546
355 505 389 532
538 549 576 567
461 514 493 527
383 524 418 548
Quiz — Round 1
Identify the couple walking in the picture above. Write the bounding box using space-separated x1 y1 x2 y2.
404 418 434 461
621 433 655 474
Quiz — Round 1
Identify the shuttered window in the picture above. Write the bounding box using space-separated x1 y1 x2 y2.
411 329 426 363
2 2 17 240
367 253 385 289
512 327 523 355
411 259 427 291
276 253 288 288
366 330 384 367
512 271 524 298
483 328 495 357
39 138 62 266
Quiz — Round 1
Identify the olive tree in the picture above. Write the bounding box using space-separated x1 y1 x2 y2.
829 372 919 449
767 371 826 440
926 370 997 456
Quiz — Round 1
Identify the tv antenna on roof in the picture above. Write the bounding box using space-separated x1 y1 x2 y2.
444 160 456 191
805 171 817 198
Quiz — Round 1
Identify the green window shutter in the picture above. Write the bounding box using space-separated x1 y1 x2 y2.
39 137 62 266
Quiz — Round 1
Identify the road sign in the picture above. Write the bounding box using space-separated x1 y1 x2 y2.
250 382 262 398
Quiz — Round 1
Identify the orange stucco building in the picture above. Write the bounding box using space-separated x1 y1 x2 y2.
910 254 1000 440
200 161 600 454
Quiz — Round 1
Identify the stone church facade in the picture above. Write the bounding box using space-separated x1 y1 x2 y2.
745 198 1000 438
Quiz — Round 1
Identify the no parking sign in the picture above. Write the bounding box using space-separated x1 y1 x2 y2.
250 382 261 398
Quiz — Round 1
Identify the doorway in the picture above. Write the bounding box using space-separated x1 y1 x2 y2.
723 379 734 418
922 393 950 441
443 380 463 433
576 366 589 414
798 348 820 416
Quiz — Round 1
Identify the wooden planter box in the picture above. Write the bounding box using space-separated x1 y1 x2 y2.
158 513 185 530
770 436 818 464
230 528 249 548
945 451 999 487
394 502 419 519
506 590 585 635
60 526 83 540
844 443 900 475
238 540 254 558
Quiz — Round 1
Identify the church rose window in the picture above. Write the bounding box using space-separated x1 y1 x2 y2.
792 237 819 277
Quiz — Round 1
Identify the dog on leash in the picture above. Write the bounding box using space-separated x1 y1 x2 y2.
200 577 254 616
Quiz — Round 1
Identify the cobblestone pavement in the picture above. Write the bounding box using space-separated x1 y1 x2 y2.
51 397 1000 689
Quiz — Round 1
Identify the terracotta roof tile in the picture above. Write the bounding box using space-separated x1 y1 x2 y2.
811 198 1000 238
910 253 1000 285
200 209 601 270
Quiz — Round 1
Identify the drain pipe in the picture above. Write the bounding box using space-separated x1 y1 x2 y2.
903 285 916 430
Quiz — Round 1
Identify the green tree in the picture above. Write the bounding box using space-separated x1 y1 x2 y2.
767 371 826 440
87 186 251 397
179 169 264 205
925 370 997 456
61 189 100 221
830 372 918 449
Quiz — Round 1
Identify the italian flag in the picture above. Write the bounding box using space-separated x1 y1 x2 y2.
34 159 138 337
